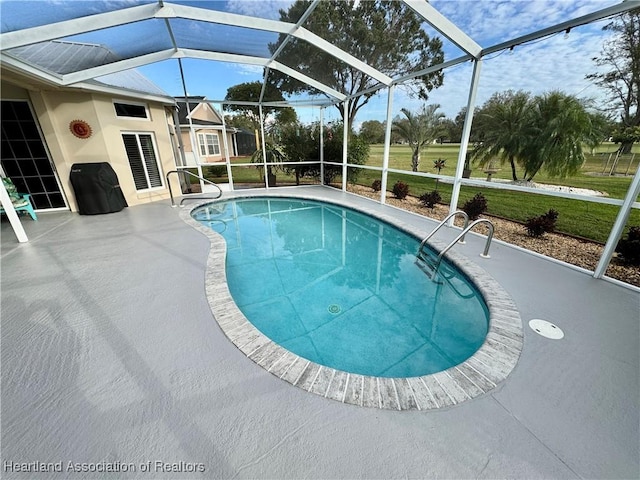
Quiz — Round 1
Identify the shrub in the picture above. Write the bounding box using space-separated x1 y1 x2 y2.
525 216 549 237
203 165 227 179
616 226 640 265
322 124 369 184
419 190 441 209
461 193 487 220
371 179 382 192
542 208 559 227
525 209 559 237
392 181 410 200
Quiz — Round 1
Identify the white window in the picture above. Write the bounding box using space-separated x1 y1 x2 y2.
198 133 221 156
114 101 149 119
122 133 163 191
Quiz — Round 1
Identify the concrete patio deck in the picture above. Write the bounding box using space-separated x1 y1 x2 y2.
1 186 638 479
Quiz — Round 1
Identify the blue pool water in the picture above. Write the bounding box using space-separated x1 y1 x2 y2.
192 198 489 378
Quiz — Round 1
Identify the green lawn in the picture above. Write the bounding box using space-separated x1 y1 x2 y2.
358 143 639 243
367 143 637 199
190 144 639 243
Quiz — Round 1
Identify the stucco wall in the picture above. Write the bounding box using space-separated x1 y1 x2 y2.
180 127 234 164
26 87 180 211
1 82 30 100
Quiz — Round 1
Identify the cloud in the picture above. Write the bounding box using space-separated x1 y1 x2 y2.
234 64 264 76
225 0 292 20
431 0 618 47
475 28 608 105
323 0 618 122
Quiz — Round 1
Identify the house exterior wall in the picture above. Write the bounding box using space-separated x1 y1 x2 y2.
180 126 235 164
1 77 180 212
192 103 221 123
2 82 30 100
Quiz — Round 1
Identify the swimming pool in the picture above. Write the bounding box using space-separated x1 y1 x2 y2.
192 197 489 378
184 192 523 410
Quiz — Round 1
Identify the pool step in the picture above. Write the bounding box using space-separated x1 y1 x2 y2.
415 252 443 283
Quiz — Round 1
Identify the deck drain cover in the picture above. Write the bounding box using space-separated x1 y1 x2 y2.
328 304 341 314
529 319 564 339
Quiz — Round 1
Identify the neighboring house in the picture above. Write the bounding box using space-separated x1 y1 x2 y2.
0 40 182 213
175 97 256 165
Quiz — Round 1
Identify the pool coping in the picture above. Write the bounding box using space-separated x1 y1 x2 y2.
180 190 523 411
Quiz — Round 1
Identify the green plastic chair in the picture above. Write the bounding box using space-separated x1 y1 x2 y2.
0 177 37 220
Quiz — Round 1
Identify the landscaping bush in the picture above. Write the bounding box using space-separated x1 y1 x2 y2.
371 179 382 192
392 181 410 200
616 226 640 265
462 193 487 220
525 217 549 237
525 209 559 237
542 208 559 226
203 165 227 179
419 190 441 209
322 125 369 184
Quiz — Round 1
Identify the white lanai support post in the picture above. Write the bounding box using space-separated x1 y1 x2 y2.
178 58 202 187
594 167 640 278
170 106 189 194
450 58 482 222
219 103 234 191
171 107 187 167
380 85 395 204
319 107 325 186
0 180 27 242
259 104 269 189
342 99 349 191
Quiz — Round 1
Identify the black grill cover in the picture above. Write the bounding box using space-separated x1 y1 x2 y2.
69 162 128 215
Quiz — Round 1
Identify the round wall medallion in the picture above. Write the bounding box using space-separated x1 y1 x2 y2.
69 120 92 139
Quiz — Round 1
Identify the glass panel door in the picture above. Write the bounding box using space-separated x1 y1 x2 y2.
1 100 67 209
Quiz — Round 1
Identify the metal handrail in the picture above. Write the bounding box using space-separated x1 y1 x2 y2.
436 219 495 266
416 218 495 280
166 170 223 207
418 210 469 252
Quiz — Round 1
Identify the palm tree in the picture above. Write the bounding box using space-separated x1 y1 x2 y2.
472 90 531 181
393 105 445 172
250 142 287 186
520 91 601 181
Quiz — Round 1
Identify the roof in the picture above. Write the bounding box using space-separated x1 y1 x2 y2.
6 40 170 97
8 40 116 74
175 96 206 124
0 2 632 105
175 97 224 126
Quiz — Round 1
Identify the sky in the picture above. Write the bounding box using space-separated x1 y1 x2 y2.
0 0 623 129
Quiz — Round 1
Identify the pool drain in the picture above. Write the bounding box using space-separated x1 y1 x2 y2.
529 319 564 339
328 304 341 314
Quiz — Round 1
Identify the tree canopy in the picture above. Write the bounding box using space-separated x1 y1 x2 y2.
472 90 532 180
359 120 386 144
224 81 297 142
472 90 602 181
521 92 602 180
587 9 640 153
225 113 254 132
268 0 444 131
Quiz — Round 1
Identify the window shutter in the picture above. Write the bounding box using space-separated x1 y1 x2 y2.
122 133 163 190
139 135 162 187
123 134 148 190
